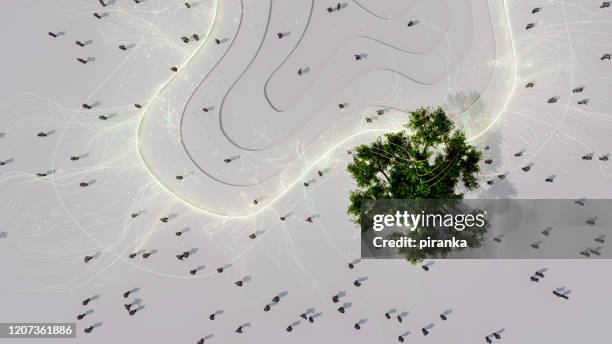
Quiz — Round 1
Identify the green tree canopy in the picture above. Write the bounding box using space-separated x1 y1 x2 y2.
347 107 487 263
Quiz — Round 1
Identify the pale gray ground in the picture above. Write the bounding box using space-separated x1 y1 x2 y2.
0 0 612 343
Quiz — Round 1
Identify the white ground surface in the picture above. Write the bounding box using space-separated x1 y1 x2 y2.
0 0 612 343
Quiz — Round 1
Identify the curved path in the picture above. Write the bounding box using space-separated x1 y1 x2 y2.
137 0 516 216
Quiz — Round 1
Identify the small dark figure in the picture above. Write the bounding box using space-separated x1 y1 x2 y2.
135 103 143 108
214 38 221 44
82 103 92 109
547 96 558 103
353 280 361 287
190 269 197 275
337 306 345 313
286 325 293 332
572 86 584 93
601 53 610 60
129 252 137 258
98 115 108 120
235 280 243 287
332 295 339 303
264 304 271 312
77 313 86 320
525 23 535 30
84 326 93 333
249 233 256 239
348 262 354 269
93 13 103 19
192 34 200 41
531 7 541 14
317 170 323 177
601 2 610 8
525 81 534 88
84 255 93 263
181 36 190 43
77 58 88 64
530 275 539 282
160 217 169 223
354 323 360 330
76 40 85 47
272 296 280 303
171 66 178 72
217 267 224 273
48 32 58 38
119 44 127 50
484 159 493 164
422 328 429 336
185 2 191 8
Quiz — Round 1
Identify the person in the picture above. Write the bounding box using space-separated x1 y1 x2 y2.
337 306 345 313
215 38 221 44
572 86 584 93
77 313 87 320
93 13 103 19
354 323 360 330
84 255 93 263
193 34 200 41
547 96 558 103
332 295 339 303
77 58 88 64
84 326 94 333
235 326 243 333
76 40 85 47
601 2 610 8
531 7 541 14
48 32 58 38
181 36 190 43
171 66 178 72
353 280 361 287
185 2 192 8
272 295 280 303
422 327 429 336
119 44 127 50
525 81 534 88
286 325 293 332
601 53 610 60
385 312 391 319
525 23 535 30
235 280 243 287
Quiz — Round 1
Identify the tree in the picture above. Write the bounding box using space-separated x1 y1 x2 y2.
347 107 487 263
